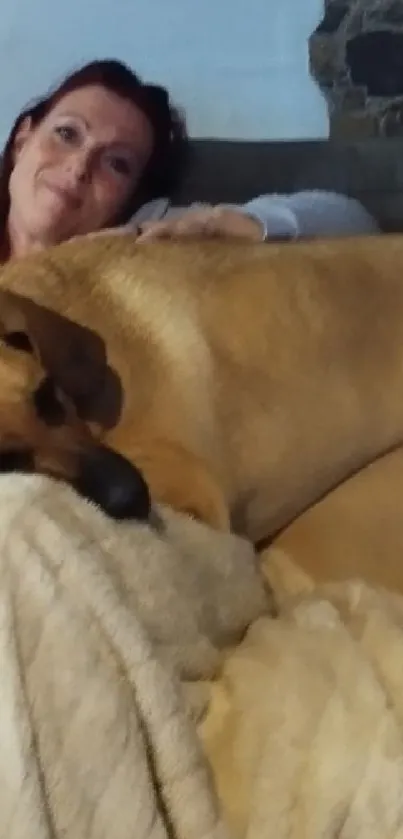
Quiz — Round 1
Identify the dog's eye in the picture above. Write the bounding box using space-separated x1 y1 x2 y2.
3 331 34 354
33 377 66 427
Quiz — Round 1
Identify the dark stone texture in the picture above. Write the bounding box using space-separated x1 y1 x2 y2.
315 3 350 34
309 0 403 138
346 31 403 96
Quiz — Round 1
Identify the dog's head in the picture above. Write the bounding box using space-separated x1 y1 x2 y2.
0 289 150 521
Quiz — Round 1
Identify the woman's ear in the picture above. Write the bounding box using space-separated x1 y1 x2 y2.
12 116 33 163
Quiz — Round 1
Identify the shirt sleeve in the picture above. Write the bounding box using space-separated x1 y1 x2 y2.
230 191 380 240
127 191 380 240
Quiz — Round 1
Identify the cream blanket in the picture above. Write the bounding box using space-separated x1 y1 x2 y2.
200 549 403 838
4 473 403 839
0 473 269 839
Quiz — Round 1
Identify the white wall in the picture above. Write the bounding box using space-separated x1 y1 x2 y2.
0 0 328 145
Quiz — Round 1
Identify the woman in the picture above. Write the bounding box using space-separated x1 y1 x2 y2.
0 58 379 261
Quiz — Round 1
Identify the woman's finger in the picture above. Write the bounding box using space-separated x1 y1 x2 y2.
136 219 182 242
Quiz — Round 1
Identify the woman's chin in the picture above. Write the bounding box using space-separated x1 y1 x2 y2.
30 207 74 243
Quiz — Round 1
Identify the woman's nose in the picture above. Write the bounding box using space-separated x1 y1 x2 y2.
64 149 92 184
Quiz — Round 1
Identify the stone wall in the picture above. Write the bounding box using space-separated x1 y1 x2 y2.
309 0 403 138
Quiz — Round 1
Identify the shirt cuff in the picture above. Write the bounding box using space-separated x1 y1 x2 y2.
243 206 299 241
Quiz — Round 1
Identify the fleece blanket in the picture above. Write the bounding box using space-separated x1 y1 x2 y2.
200 547 403 839
0 473 270 839
4 472 403 839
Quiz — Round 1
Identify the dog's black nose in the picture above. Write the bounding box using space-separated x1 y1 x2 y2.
74 444 151 521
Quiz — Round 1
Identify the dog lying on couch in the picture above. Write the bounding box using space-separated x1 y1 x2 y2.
0 232 402 547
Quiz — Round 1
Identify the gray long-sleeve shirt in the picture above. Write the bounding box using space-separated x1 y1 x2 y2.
129 190 380 239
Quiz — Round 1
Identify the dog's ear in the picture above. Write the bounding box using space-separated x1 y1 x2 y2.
125 438 230 531
0 289 107 405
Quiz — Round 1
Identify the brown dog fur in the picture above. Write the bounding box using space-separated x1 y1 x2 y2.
1 233 403 543
266 446 403 594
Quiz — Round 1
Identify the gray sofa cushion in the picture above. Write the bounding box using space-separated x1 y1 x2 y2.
173 138 403 232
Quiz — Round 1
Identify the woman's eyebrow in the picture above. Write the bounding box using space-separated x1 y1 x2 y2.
53 111 91 129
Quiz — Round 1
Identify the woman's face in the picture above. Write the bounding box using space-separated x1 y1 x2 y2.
8 84 154 246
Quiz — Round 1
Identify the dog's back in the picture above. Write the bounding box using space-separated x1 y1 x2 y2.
2 234 403 540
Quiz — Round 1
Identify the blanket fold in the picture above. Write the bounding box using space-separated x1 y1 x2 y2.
0 474 268 839
200 549 403 838
5 472 403 839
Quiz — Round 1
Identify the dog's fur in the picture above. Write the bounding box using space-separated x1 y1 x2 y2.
2 233 403 542
267 446 403 594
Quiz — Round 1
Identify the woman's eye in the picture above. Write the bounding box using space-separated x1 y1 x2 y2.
106 155 132 177
54 124 79 143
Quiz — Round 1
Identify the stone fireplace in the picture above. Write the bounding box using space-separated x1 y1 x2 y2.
309 0 403 137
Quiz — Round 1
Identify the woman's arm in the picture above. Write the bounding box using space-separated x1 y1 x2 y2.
79 191 379 243
238 191 380 239
134 191 380 242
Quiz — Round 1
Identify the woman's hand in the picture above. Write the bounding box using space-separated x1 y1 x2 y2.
136 206 264 243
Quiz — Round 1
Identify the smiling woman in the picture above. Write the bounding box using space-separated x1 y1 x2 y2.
0 59 188 261
8 85 156 249
0 57 380 263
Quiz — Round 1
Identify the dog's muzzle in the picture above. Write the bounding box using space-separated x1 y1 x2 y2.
74 444 151 522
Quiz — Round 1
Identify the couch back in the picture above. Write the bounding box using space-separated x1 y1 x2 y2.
173 138 403 232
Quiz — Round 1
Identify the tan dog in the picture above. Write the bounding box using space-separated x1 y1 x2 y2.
1 232 403 542
266 446 403 594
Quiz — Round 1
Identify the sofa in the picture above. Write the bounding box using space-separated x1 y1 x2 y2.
174 137 403 232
